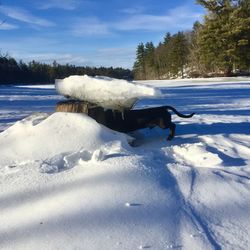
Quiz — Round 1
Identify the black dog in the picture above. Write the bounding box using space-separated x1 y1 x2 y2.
89 105 194 141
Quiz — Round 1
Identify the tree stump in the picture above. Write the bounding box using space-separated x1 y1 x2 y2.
56 100 93 114
55 100 119 128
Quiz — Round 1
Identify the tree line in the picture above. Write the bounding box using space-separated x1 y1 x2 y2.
133 0 250 80
0 55 133 85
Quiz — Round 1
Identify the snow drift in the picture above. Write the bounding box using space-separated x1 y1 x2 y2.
0 112 131 171
55 75 161 110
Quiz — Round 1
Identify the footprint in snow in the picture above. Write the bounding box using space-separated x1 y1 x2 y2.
64 149 92 167
4 165 20 174
190 231 203 238
39 162 59 174
165 244 182 249
139 245 152 249
39 150 93 174
92 149 105 162
125 202 143 207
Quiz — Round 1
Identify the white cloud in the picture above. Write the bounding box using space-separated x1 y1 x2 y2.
120 7 145 15
0 5 55 27
0 22 18 30
72 17 111 36
11 50 133 68
38 0 79 10
70 5 202 37
114 6 203 31
70 5 203 37
13 52 89 65
2 42 135 68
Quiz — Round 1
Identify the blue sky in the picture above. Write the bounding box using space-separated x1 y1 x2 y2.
0 0 205 69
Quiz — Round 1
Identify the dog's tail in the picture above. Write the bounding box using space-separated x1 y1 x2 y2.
164 106 195 118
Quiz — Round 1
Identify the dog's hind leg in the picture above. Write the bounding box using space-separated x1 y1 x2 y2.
167 122 176 141
160 111 176 141
157 118 176 141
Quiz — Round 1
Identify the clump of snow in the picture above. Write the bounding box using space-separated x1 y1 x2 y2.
55 75 161 110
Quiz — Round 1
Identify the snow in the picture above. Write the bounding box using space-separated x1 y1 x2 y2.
17 84 55 89
55 75 160 110
0 112 132 169
0 77 250 249
0 84 61 132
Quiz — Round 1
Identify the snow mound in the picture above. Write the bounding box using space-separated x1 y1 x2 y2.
55 75 161 110
0 112 132 170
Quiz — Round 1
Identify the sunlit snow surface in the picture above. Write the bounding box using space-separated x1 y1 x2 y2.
0 77 250 250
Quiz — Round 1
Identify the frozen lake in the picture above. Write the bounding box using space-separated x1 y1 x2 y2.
1 77 250 131
0 85 61 131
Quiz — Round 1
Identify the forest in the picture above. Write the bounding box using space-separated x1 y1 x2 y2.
133 0 250 79
0 56 133 85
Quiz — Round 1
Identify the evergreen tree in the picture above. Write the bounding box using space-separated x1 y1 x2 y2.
188 21 205 76
168 32 189 78
163 32 171 45
232 0 250 71
196 0 250 75
156 32 172 78
133 43 146 79
144 42 156 79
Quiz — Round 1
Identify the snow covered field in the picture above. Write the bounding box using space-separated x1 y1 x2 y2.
0 77 250 250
